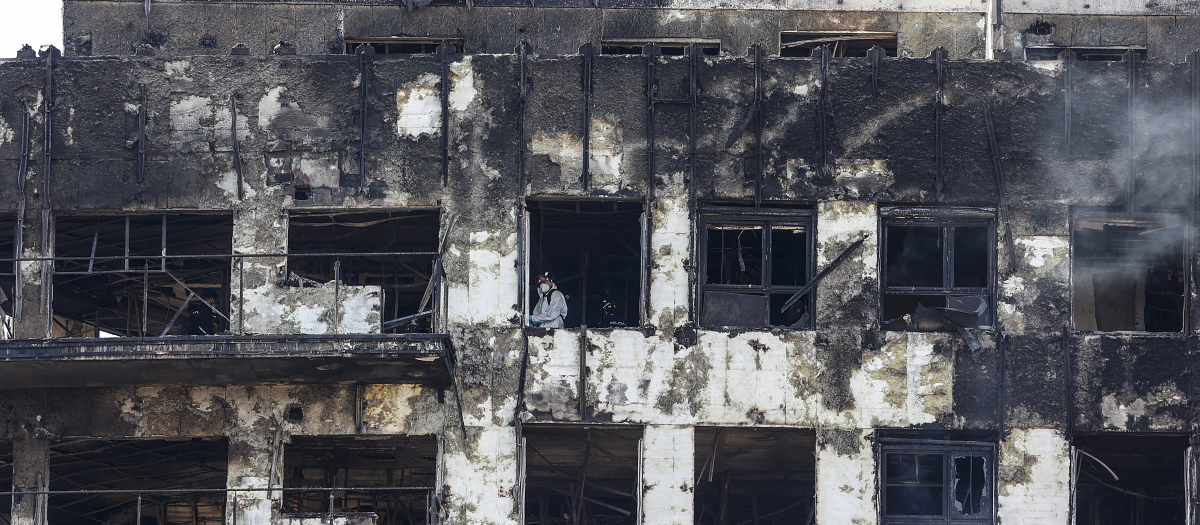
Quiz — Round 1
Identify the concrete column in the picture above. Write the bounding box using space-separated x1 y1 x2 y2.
648 197 691 329
442 427 520 525
814 201 879 330
226 430 282 525
814 429 875 525
997 428 1070 525
10 430 48 525
641 425 693 525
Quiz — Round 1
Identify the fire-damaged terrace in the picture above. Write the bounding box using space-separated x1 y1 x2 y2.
2 21 1200 525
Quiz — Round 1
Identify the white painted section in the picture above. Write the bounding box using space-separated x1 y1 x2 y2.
588 116 627 190
649 197 690 328
850 332 953 427
395 73 441 140
169 94 212 143
641 425 693 525
243 284 381 335
815 429 876 525
1000 235 1068 335
446 223 519 327
998 428 1071 525
449 57 477 111
816 201 877 281
442 427 520 525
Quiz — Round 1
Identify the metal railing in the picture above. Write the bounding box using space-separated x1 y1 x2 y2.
0 250 441 339
1 486 438 525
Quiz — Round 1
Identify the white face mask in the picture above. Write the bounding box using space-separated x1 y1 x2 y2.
539 283 551 294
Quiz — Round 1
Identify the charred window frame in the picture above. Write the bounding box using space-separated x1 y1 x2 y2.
344 38 463 55
880 209 995 332
697 206 814 329
878 439 995 524
1071 212 1187 333
779 31 898 58
601 39 720 56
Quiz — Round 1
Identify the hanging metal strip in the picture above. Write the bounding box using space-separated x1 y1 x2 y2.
230 93 244 200
518 42 529 188
15 107 28 322
643 44 660 325
1064 50 1075 159
934 47 946 201
581 43 594 190
817 46 829 180
439 42 452 186
1126 49 1139 212
359 47 371 189
137 84 146 184
753 44 764 208
983 104 1017 271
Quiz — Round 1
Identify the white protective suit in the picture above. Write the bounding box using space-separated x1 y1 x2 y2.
530 286 568 328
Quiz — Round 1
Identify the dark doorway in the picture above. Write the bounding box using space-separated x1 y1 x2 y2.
693 428 815 525
284 435 436 524
523 426 642 525
528 202 643 328
1074 434 1188 525
48 438 228 525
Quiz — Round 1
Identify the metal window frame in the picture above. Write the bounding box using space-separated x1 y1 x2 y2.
343 38 464 56
878 209 996 329
878 440 996 525
697 206 816 329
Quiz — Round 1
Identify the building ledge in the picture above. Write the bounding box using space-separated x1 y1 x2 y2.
0 334 452 388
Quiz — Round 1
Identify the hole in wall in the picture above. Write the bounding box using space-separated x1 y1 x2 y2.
286 404 305 422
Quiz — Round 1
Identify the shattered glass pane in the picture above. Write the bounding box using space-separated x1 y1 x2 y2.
885 453 944 516
706 224 763 286
953 455 988 515
886 226 943 288
770 224 807 287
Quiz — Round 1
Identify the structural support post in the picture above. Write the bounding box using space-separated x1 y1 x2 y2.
11 429 48 525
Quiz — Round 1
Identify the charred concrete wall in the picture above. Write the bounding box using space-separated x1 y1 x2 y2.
1 50 1199 524
61 0 1200 61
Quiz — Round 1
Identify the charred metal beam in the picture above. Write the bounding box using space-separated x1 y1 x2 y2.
643 43 660 325
688 43 699 324
443 338 468 439
358 45 373 189
780 235 866 311
1063 326 1073 441
581 43 594 191
753 44 764 208
983 104 1018 271
933 47 947 201
1064 50 1075 159
518 42 529 188
578 326 588 421
15 105 28 321
816 46 829 180
867 45 883 100
229 93 243 200
1126 49 1139 212
160 291 194 337
137 84 146 184
439 42 452 186
997 334 1007 438
44 48 55 208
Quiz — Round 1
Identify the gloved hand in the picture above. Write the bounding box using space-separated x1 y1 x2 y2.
528 315 540 326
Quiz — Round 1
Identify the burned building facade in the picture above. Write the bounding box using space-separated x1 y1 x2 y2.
2 0 1200 524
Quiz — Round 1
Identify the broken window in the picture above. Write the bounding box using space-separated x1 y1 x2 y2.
0 216 15 339
527 201 644 329
879 438 993 524
1025 47 1147 62
284 435 436 524
698 206 813 329
779 32 897 58
288 210 440 333
521 426 642 525
600 40 720 56
344 38 463 55
881 212 994 332
1073 434 1188 525
1072 215 1185 332
693 428 815 525
52 214 232 338
48 438 228 525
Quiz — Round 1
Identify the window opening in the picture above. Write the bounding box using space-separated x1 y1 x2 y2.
284 435 436 523
881 215 994 333
1072 216 1185 332
48 438 227 525
601 40 720 56
527 202 644 329
779 32 897 58
693 428 815 525
1025 47 1147 62
344 38 463 56
699 207 813 329
52 214 232 338
1073 434 1188 525
879 438 993 524
522 426 642 525
288 210 440 334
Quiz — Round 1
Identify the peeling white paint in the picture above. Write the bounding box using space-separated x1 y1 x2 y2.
998 428 1070 525
0 117 14 146
815 430 876 525
395 73 441 140
642 425 693 525
449 57 477 111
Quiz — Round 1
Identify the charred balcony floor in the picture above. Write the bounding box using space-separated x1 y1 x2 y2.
0 333 453 388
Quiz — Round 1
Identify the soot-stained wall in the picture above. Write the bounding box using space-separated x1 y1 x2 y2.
2 50 1199 524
